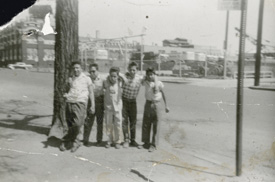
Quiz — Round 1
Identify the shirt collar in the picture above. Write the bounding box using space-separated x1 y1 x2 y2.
73 72 85 79
126 72 136 79
92 74 100 81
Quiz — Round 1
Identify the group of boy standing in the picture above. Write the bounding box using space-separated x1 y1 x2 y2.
59 61 169 153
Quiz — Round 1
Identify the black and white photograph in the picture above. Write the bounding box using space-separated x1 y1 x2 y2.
0 0 274 181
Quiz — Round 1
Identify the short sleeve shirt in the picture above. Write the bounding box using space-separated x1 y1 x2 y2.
122 74 143 99
92 75 104 98
66 73 93 104
103 77 123 112
144 80 164 101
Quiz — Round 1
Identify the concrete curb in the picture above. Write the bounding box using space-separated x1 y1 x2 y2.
249 86 275 91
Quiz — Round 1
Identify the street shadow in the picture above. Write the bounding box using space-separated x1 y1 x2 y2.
147 160 234 178
130 169 154 182
0 114 52 135
42 136 62 149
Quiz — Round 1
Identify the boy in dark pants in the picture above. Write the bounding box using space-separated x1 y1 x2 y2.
138 67 169 152
83 64 104 147
122 62 144 148
60 61 95 152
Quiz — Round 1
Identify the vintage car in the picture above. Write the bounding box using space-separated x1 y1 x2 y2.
7 62 33 70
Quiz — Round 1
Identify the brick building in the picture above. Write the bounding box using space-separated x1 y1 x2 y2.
0 5 55 70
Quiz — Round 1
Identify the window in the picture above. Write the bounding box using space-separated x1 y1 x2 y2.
159 50 165 54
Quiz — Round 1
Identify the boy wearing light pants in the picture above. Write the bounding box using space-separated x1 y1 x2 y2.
103 67 123 149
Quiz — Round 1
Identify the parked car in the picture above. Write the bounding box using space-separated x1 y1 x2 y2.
7 62 33 70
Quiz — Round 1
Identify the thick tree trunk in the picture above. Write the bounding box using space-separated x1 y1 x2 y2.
48 0 78 138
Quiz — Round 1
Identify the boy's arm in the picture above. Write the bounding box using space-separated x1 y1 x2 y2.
140 75 146 85
88 84 95 114
102 80 107 94
160 89 169 113
119 73 128 84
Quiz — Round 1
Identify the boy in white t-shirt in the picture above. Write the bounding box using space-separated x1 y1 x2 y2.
138 67 169 152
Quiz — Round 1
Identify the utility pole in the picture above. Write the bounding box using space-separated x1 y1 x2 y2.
254 0 265 86
36 32 39 72
223 11 229 79
84 48 87 71
124 38 128 72
204 58 208 77
236 0 247 176
140 35 144 73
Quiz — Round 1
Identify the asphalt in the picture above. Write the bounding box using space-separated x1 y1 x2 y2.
0 69 274 182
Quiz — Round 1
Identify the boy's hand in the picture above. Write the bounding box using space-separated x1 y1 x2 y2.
89 106 95 114
68 77 73 86
165 107 170 113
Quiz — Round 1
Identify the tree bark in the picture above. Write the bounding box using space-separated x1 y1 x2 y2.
48 0 78 138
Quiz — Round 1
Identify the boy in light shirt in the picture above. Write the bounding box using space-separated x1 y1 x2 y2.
60 61 95 153
138 67 169 152
103 67 124 149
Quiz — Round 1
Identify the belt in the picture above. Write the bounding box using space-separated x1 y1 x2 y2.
122 97 136 102
95 95 104 99
146 100 160 103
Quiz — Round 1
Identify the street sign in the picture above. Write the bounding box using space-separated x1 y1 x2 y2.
96 49 108 60
195 53 206 62
218 0 241 10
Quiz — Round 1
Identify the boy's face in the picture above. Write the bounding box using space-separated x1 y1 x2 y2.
89 66 98 79
73 64 82 77
128 66 137 77
146 72 155 82
109 71 118 83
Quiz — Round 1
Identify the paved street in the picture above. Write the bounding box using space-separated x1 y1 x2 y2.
0 69 274 182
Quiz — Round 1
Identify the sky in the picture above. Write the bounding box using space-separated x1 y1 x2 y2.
4 0 275 55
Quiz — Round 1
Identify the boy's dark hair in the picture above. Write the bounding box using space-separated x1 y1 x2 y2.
146 67 156 75
109 67 120 75
128 62 138 69
71 61 82 67
89 63 99 70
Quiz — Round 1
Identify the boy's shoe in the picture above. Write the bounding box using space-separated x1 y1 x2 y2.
59 142 66 152
137 143 150 149
123 141 129 148
71 144 80 153
105 143 111 148
83 141 89 147
148 145 156 152
115 143 121 149
130 140 139 147
96 141 102 147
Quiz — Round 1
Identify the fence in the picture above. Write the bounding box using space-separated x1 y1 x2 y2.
233 71 273 79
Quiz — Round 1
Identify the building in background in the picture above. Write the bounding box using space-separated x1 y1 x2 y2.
79 33 140 72
0 5 55 71
163 38 194 48
131 41 224 76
